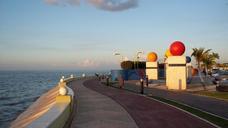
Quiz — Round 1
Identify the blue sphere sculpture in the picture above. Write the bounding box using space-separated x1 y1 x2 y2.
186 56 191 63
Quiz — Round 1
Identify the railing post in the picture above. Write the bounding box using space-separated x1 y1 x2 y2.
140 78 144 94
59 77 66 87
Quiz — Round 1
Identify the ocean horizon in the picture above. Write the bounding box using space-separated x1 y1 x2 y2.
0 70 108 128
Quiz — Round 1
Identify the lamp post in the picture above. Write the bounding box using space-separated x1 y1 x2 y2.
135 51 144 69
113 52 124 62
140 78 144 94
113 52 124 69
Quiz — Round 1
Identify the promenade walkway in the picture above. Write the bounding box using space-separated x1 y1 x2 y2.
69 78 216 128
116 82 228 119
68 79 138 128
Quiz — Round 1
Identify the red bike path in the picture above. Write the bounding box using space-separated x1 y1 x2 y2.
83 79 216 128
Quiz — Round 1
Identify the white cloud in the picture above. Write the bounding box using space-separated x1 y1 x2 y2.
44 0 138 11
87 0 138 11
44 0 80 5
78 59 99 67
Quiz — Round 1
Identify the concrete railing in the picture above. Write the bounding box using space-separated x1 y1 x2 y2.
10 75 76 128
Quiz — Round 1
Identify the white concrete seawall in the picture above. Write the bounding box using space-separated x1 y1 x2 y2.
10 76 76 128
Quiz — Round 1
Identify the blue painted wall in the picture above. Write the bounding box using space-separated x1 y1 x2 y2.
111 69 145 81
111 68 165 81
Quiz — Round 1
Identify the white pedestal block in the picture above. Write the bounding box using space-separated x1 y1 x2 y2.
166 56 186 90
146 62 158 80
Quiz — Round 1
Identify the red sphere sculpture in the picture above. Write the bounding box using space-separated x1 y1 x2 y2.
170 41 185 56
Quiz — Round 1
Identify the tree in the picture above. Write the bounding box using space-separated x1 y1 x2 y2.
202 52 219 74
191 48 211 89
121 61 133 70
191 48 211 69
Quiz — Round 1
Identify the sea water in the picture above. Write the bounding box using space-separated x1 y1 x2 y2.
0 70 105 128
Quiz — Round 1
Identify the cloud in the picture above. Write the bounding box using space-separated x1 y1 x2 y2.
45 0 59 5
72 59 117 70
44 0 80 6
77 59 100 68
44 0 138 11
87 0 138 11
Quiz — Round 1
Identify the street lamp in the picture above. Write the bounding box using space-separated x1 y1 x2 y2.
113 51 124 63
137 51 143 60
135 51 144 69
113 51 124 69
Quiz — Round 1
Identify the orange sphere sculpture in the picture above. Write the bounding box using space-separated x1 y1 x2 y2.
165 49 173 58
147 52 158 62
192 68 198 76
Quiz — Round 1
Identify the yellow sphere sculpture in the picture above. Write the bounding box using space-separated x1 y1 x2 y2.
147 52 158 62
165 49 173 58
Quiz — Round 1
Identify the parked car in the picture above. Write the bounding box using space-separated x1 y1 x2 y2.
212 70 228 85
211 69 220 77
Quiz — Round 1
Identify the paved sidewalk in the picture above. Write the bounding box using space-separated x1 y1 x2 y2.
84 79 216 128
68 79 138 128
114 82 228 119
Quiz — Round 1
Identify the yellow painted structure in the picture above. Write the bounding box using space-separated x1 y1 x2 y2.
146 62 158 80
56 95 71 103
166 56 187 90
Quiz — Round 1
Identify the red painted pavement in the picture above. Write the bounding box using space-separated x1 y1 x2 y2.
83 79 216 128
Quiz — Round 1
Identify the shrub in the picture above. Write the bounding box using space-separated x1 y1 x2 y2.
121 61 146 70
121 61 133 70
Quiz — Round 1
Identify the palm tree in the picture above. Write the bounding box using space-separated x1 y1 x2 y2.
191 48 211 89
202 52 219 75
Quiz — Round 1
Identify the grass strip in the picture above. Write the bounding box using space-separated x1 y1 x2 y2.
149 95 228 128
194 91 228 100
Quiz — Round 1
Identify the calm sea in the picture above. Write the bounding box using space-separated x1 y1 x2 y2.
0 70 106 128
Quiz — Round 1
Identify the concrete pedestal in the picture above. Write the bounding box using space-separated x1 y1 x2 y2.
166 56 186 90
146 62 158 80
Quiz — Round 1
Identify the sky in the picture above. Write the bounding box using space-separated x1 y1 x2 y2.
0 0 228 71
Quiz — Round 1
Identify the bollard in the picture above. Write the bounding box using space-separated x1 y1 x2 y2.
146 76 149 87
106 76 109 86
140 78 144 94
119 77 124 89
